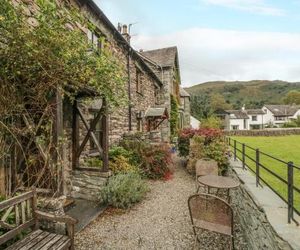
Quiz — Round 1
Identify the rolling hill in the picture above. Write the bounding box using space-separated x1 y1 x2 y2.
185 80 300 119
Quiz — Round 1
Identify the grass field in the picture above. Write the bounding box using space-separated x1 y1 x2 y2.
230 135 300 213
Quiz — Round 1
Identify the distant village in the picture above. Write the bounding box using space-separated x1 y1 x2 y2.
217 105 300 130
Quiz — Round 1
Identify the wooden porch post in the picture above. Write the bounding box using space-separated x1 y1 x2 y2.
72 100 79 170
53 89 64 195
102 98 109 172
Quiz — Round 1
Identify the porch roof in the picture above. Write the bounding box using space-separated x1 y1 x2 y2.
145 107 169 118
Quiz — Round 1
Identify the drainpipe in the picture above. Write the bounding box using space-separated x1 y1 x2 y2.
127 47 132 131
122 24 132 131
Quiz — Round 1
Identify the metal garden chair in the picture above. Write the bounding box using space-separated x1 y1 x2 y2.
195 158 218 193
188 193 234 249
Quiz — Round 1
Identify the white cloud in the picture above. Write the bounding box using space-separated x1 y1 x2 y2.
202 0 285 16
132 28 300 87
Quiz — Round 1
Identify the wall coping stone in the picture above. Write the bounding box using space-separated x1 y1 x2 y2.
230 158 300 249
72 170 112 178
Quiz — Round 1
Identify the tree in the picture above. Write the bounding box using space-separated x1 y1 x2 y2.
190 94 212 119
210 93 232 112
283 91 300 105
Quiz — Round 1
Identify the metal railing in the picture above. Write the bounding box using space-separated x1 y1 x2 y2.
227 137 300 225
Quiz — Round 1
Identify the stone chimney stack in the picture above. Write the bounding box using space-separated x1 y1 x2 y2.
122 24 131 43
117 23 122 33
242 104 246 112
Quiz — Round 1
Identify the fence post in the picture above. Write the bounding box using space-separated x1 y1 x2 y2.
256 149 260 187
242 143 245 170
228 137 231 146
234 140 237 161
287 161 294 224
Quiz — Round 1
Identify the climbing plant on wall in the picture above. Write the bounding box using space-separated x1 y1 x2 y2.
0 0 127 195
170 94 179 138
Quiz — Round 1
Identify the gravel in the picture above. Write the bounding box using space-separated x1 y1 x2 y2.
75 156 247 250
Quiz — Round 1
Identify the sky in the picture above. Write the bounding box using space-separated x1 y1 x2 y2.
95 0 300 87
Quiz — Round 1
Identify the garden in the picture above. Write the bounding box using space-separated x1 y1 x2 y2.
178 127 229 175
99 133 173 209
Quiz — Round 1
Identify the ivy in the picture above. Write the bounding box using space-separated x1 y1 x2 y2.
0 0 127 115
170 94 179 138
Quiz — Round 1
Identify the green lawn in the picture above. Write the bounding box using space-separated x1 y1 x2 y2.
230 136 300 213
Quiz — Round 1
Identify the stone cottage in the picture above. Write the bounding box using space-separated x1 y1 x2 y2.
139 46 182 140
2 0 175 201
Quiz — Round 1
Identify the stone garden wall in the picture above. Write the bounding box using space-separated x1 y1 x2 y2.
226 128 300 137
70 170 111 201
230 169 292 250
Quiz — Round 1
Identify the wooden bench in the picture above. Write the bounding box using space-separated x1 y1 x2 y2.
0 190 77 250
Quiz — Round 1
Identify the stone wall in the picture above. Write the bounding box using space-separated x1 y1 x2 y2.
70 170 110 201
226 128 300 136
230 170 292 250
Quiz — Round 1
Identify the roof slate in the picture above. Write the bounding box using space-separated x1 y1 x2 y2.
246 109 265 115
180 88 190 97
145 107 168 118
225 110 249 119
140 47 177 67
264 105 300 116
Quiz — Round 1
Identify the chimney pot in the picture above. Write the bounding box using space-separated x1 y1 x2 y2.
122 24 128 34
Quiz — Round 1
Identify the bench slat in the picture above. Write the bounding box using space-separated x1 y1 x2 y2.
0 191 34 211
5 230 44 250
30 233 57 249
18 231 50 250
39 234 65 250
0 219 35 245
52 237 71 250
21 201 26 224
15 204 20 226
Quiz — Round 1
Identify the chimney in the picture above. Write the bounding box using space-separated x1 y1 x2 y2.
122 24 131 43
242 104 246 111
117 23 122 33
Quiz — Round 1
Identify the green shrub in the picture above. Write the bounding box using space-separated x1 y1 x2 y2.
101 172 148 209
120 138 172 179
184 130 229 175
201 116 222 129
109 146 133 160
109 155 139 174
85 157 103 168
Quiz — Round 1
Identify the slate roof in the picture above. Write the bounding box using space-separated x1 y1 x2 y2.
225 110 249 119
145 107 168 118
264 105 300 116
140 47 177 67
246 109 265 115
180 88 190 97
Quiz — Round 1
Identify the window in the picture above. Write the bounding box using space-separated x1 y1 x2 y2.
275 116 285 121
136 68 143 94
180 97 185 109
252 116 257 121
232 125 239 130
154 86 160 105
87 29 103 51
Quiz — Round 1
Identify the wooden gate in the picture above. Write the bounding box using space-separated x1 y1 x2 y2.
72 97 109 172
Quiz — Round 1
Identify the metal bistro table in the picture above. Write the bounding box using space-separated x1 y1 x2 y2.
197 175 240 202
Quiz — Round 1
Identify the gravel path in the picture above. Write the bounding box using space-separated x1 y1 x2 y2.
75 156 246 250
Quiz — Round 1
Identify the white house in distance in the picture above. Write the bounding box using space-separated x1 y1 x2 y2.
262 105 300 127
220 105 300 131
